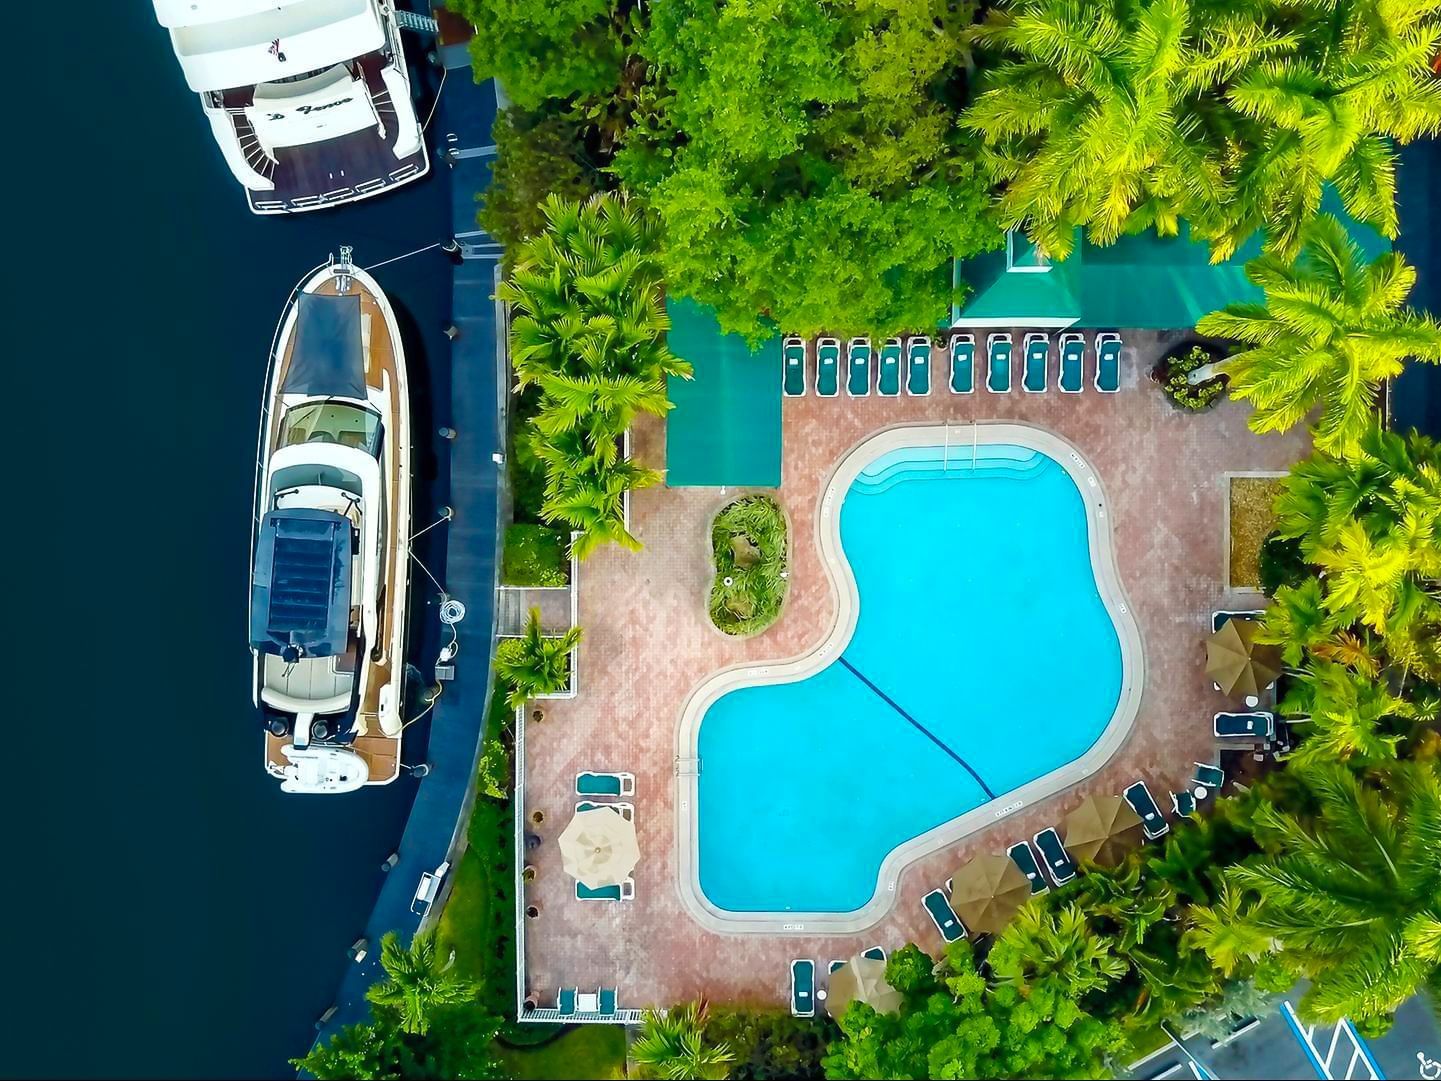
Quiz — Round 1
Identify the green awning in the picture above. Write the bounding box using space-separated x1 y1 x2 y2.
665 298 782 488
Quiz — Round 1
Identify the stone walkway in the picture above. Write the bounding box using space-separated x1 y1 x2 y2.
518 331 1309 1015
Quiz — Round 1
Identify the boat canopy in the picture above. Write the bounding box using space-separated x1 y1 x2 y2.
250 507 353 659
284 292 367 400
156 0 383 93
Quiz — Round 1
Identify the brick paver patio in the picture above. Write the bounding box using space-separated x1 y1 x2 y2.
517 331 1309 1015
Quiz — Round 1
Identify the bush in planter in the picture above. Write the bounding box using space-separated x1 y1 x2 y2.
1258 531 1309 596
1156 344 1229 411
495 608 582 708
709 496 788 636
502 523 569 586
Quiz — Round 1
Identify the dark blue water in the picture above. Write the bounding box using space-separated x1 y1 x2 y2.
9 7 456 1078
1395 138 1441 439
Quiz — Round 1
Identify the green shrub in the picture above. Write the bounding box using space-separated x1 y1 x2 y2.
503 524 569 586
704 1008 829 1080
1258 532 1308 596
1155 344 1229 412
709 496 788 636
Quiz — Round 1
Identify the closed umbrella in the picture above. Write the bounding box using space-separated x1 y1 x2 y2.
1064 795 1143 868
827 956 903 1016
1206 618 1282 700
947 853 1032 936
558 806 639 889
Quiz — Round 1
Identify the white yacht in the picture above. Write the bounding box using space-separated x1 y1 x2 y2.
250 248 411 793
153 0 429 214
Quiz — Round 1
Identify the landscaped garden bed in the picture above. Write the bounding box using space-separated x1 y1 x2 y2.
1152 341 1229 412
502 523 570 586
1228 474 1286 590
708 495 789 636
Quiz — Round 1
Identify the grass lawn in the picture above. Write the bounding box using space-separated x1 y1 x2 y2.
497 1025 628 1079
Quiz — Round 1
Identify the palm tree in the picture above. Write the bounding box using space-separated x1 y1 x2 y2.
365 930 478 1035
1197 214 1441 457
495 608 584 709
1225 760 1441 1025
988 902 1128 996
962 0 1262 258
1281 661 1412 766
1183 882 1274 977
631 1002 734 1081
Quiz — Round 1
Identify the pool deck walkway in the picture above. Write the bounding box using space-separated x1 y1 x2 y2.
519 329 1310 1015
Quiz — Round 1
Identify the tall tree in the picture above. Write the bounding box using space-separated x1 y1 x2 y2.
1280 661 1412 767
1226 760 1441 1025
631 1002 735 1081
987 903 1128 996
1197 216 1441 457
617 0 1001 340
365 931 479 1036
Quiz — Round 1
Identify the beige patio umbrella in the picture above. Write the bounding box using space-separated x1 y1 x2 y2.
827 955 903 1016
558 806 639 889
947 853 1032 936
1206 618 1282 700
1064 794 1144 869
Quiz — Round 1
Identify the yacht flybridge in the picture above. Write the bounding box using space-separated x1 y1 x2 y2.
251 249 411 793
153 0 428 214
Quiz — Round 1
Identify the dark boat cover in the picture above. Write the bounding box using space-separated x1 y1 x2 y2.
282 292 366 400
250 508 353 658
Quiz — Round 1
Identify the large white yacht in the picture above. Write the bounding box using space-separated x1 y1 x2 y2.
250 249 411 793
153 0 429 214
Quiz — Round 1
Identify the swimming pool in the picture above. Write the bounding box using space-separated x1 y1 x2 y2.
678 424 1142 928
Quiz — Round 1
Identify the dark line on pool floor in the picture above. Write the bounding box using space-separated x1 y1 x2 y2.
837 656 998 799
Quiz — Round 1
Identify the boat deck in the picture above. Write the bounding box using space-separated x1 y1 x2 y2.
266 731 400 785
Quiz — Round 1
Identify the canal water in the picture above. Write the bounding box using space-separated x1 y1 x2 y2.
10 7 455 1078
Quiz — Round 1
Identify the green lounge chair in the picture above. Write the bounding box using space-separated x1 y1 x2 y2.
1172 790 1196 817
1095 332 1121 392
1122 780 1170 840
986 333 1012 393
1022 332 1049 393
783 336 807 396
950 334 974 394
878 338 902 396
1034 828 1076 885
558 988 577 1015
846 337 872 397
791 960 815 1017
1215 712 1275 740
576 878 635 901
922 888 966 942
1059 332 1084 393
576 800 634 820
1007 840 1048 895
1193 762 1225 789
906 336 933 396
817 336 841 397
575 771 635 797
1212 609 1265 633
599 988 617 1015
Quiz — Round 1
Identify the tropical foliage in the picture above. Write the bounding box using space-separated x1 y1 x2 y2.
708 496 789 635
480 109 602 257
366 931 480 1036
499 193 690 557
823 942 1127 1079
1217 760 1441 1025
613 0 1001 340
631 1002 735 1080
495 608 583 708
1197 216 1441 456
965 0 1441 261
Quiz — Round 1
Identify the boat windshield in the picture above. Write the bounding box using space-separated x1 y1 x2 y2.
280 402 381 456
271 462 365 500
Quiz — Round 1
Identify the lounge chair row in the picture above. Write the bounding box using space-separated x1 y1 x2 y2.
783 332 1124 397
1030 780 1169 886
555 987 618 1016
1173 762 1227 817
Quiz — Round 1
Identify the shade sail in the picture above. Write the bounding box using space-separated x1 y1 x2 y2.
948 853 1032 935
1063 795 1144 868
1206 618 1282 699
558 806 639 889
283 292 366 399
827 956 903 1017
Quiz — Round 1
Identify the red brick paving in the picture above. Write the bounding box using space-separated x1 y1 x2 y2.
518 331 1309 1013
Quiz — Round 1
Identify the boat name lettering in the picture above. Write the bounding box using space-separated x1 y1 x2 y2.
267 97 355 121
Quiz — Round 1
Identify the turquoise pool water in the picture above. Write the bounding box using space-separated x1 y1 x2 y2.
696 443 1125 913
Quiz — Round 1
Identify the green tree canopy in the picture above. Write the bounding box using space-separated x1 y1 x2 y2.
294 1010 502 1081
823 941 1128 1079
615 0 1002 340
1226 759 1441 1025
631 1001 735 1080
451 0 628 111
479 109 601 257
365 930 479 1036
495 608 584 708
1197 216 1441 457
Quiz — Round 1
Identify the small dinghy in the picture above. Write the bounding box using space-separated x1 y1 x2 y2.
280 745 370 795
